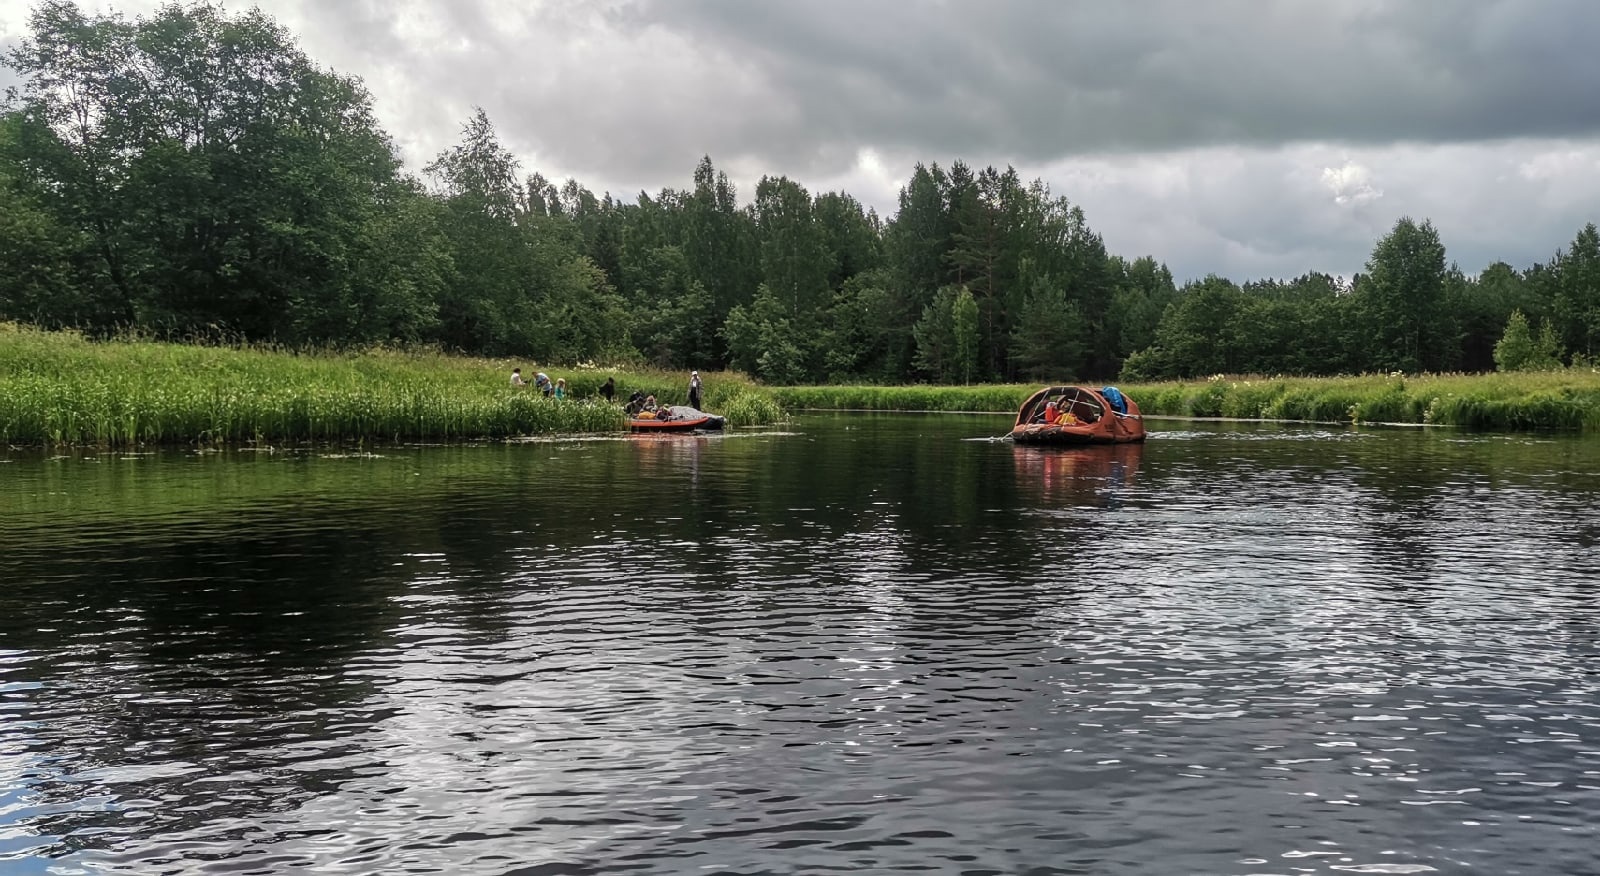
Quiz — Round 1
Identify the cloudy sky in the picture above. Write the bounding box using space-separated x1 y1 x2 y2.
5 0 1600 283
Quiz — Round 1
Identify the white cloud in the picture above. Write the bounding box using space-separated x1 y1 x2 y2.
1321 160 1384 206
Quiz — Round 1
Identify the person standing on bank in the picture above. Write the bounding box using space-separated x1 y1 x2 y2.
687 370 703 410
533 372 552 397
599 377 616 403
510 368 528 388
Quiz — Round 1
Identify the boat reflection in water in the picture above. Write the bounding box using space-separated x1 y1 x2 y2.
1012 441 1143 506
627 430 715 483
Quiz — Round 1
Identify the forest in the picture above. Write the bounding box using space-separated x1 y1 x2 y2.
3 1 1599 385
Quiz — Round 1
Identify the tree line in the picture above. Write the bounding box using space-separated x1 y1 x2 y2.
3 1 1598 383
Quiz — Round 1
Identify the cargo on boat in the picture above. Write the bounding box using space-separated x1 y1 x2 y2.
1007 386 1145 445
628 405 725 433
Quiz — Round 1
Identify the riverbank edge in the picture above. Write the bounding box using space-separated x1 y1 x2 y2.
6 327 1597 444
0 325 783 447
768 372 1600 432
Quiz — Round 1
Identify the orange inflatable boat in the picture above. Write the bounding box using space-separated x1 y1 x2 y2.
1007 386 1145 445
628 405 726 433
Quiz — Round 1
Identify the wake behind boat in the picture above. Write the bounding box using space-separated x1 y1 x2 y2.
1008 385 1145 445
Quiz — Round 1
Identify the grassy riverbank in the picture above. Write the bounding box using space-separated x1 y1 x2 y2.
1133 373 1600 430
8 324 1597 445
770 371 1600 432
0 324 779 446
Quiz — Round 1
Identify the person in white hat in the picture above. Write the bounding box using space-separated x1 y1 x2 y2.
687 370 703 411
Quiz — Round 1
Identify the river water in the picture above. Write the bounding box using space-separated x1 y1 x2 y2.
2 413 1597 875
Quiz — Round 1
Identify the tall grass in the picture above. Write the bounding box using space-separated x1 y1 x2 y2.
769 384 1033 414
767 372 1600 432
0 324 781 446
11 323 1594 444
720 391 785 427
1129 372 1600 431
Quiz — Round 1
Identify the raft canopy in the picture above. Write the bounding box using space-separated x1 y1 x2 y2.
1016 386 1116 428
1009 385 1145 445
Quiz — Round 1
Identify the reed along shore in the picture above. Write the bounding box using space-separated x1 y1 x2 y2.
0 325 779 447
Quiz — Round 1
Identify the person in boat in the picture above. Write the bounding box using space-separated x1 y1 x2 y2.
688 370 703 411
1043 401 1061 425
510 368 528 388
635 395 672 421
626 390 646 415
600 377 616 403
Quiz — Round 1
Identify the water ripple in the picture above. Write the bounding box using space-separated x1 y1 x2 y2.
1 418 1597 874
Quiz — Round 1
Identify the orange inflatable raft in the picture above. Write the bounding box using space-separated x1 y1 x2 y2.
1007 386 1145 445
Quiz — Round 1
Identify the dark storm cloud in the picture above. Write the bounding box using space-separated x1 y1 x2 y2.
10 0 1600 182
260 0 1600 200
581 0 1600 179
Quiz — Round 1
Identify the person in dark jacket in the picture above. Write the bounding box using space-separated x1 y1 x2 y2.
600 377 616 403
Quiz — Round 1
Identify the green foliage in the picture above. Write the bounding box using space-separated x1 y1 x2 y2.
421 112 635 362
816 272 905 382
1423 390 1589 431
0 325 785 445
1452 262 1523 372
1549 223 1600 361
1259 387 1358 422
1347 378 1426 424
1144 276 1248 377
1010 281 1088 381
1117 346 1169 383
813 191 883 292
424 108 523 219
765 374 1600 431
0 115 87 325
1494 310 1565 372
4 3 1600 389
950 286 980 384
1126 372 1600 432
720 392 784 427
911 285 974 382
767 383 1030 414
721 284 806 384
1354 217 1450 373
754 175 829 318
5 0 409 342
1213 380 1284 419
622 245 717 367
1106 256 1177 362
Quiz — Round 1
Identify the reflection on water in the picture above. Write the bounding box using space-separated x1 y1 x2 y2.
2 415 1599 874
1012 442 1142 506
